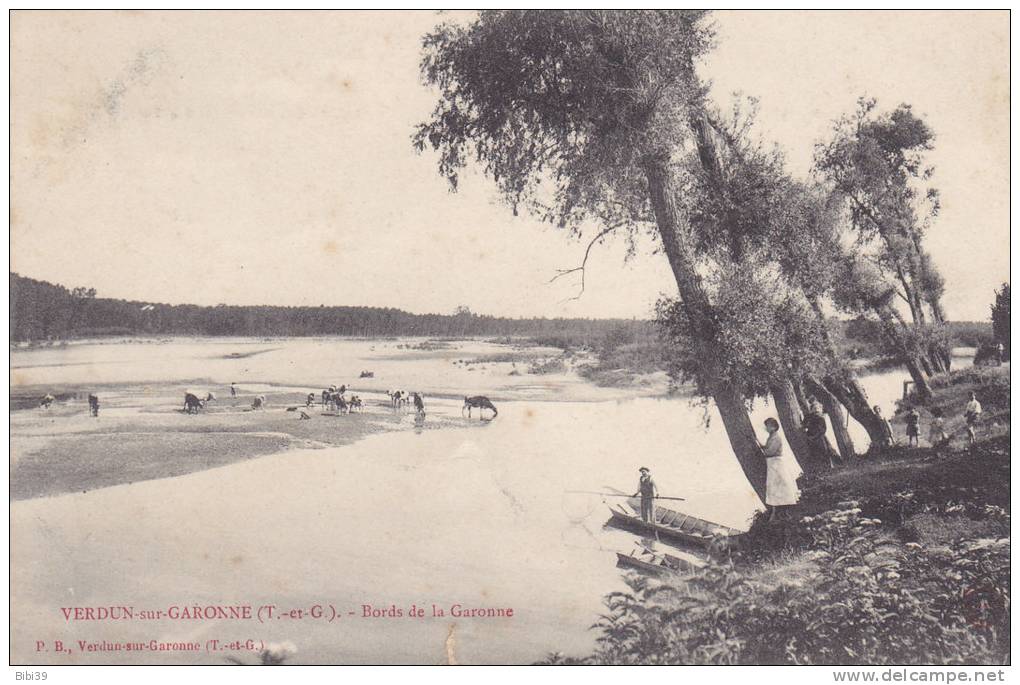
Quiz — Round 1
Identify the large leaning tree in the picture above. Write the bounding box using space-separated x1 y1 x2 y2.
815 98 952 399
413 10 772 498
663 102 890 462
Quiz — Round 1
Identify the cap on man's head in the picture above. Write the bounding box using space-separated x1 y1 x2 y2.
639 466 650 473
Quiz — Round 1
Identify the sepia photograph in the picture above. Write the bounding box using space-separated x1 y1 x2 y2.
8 9 1011 670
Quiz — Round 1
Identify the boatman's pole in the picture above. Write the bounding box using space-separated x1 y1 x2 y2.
564 490 686 501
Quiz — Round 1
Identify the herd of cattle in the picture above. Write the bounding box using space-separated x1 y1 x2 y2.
179 385 499 419
38 386 499 420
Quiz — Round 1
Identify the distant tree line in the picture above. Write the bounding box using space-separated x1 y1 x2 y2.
8 272 650 343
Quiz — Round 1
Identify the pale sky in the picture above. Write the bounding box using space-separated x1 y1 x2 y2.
10 10 1009 320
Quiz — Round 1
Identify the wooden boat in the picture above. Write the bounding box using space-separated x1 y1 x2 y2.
615 552 680 577
604 488 742 550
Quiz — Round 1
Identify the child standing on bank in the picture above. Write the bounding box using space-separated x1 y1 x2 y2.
928 407 949 449
905 407 920 447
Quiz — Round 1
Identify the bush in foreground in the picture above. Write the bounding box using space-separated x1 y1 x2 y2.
545 502 1008 665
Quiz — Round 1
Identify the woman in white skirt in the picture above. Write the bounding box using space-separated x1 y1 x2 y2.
761 417 801 521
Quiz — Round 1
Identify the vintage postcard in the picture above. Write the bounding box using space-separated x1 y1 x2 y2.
9 10 1010 670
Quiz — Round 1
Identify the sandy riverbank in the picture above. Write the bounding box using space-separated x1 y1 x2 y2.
11 382 478 501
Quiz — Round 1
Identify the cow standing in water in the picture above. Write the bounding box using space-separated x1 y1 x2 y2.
251 395 266 410
88 394 100 417
306 393 316 408
463 396 497 420
331 392 349 415
184 393 205 414
40 394 55 409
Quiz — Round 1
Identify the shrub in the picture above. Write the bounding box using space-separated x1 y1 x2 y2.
974 342 1004 367
563 502 1008 665
528 356 567 375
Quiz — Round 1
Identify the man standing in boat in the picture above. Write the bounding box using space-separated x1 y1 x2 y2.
633 467 658 523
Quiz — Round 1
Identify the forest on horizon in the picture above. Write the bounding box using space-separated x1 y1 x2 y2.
9 272 992 358
8 272 653 343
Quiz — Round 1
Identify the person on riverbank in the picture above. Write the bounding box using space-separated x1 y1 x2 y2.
905 407 921 447
964 392 982 446
928 407 950 449
632 467 658 523
762 418 799 522
873 405 895 448
803 400 839 467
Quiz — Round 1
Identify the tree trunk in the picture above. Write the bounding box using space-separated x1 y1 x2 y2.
713 383 768 498
643 156 766 502
805 376 856 462
792 379 812 415
803 294 876 457
823 375 888 448
894 259 925 326
873 303 933 401
918 352 934 377
934 342 954 375
771 379 815 472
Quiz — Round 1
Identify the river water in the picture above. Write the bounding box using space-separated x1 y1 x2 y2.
9 338 973 664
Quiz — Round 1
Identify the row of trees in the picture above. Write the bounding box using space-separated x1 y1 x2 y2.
992 283 1010 360
8 273 646 343
413 10 957 499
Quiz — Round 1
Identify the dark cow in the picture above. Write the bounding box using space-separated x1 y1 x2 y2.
184 393 205 414
88 394 100 417
251 395 266 410
463 396 497 420
349 395 363 412
389 390 408 409
40 394 55 409
306 392 316 408
331 392 349 415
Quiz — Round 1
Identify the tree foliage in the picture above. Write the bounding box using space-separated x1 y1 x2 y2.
814 97 947 326
652 102 845 398
657 264 828 400
414 10 715 245
991 282 1010 358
